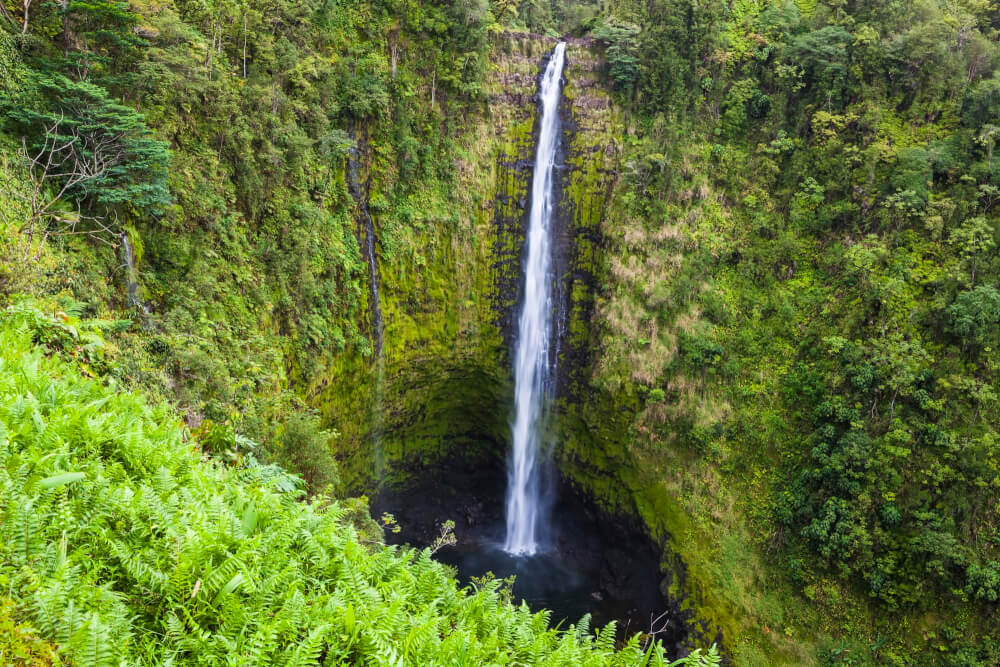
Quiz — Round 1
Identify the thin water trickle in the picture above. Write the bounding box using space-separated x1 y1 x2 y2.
120 232 151 317
505 42 567 556
361 175 385 478
348 141 386 479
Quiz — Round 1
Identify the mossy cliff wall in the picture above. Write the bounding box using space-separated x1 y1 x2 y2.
308 33 642 505
553 40 728 649
309 33 553 491
308 31 729 650
553 39 622 399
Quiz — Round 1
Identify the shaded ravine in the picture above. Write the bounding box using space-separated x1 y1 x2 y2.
372 42 691 658
342 35 722 661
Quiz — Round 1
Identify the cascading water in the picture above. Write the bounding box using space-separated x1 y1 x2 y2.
362 201 384 360
504 42 567 556
120 232 151 317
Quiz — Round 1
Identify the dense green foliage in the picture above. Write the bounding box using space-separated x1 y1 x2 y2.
0 303 721 665
5 72 171 212
574 0 1000 662
4 0 1000 663
0 0 502 442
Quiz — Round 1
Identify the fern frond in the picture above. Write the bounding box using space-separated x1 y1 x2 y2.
70 613 115 667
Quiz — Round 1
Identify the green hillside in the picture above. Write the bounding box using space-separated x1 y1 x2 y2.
0 303 719 664
2 0 1000 664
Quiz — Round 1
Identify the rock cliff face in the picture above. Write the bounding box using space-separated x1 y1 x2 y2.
310 33 621 492
309 29 719 646
554 38 623 399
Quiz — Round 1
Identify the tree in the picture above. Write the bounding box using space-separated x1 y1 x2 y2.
593 21 641 99
1 74 170 258
947 286 1000 352
966 562 1000 602
5 74 170 209
0 1 16 29
20 0 30 33
3 117 111 259
59 0 148 88
491 0 518 26
275 413 340 492
948 216 995 287
789 26 853 106
870 334 932 423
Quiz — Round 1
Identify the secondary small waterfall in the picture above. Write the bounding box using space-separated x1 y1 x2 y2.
348 140 386 478
120 232 150 317
504 42 567 556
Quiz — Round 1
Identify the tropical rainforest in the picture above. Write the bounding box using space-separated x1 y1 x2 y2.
1 0 999 665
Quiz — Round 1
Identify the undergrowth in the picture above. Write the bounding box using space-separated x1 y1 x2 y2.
0 302 719 666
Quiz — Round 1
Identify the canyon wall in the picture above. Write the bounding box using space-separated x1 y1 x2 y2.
309 35 624 493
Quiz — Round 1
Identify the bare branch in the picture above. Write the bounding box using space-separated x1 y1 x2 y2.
12 112 128 259
429 520 457 555
641 609 675 653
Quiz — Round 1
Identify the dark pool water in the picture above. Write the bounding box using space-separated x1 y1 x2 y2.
370 458 689 651
435 528 655 636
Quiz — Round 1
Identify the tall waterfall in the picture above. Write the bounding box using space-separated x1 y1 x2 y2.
504 42 567 556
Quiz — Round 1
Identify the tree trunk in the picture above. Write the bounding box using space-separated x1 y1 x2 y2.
0 1 15 27
242 15 248 79
206 23 216 78
22 0 29 34
59 0 71 51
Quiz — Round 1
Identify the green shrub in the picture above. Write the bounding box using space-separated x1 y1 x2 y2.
275 413 341 493
0 599 63 666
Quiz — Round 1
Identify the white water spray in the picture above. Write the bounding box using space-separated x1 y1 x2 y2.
504 42 567 556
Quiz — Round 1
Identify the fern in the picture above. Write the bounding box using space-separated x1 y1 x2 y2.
0 307 718 666
794 0 818 18
12 498 41 563
281 624 328 667
70 614 115 667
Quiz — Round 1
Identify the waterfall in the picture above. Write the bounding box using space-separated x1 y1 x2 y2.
120 232 150 317
504 42 567 556
362 194 384 360
368 202 386 479
348 140 386 478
